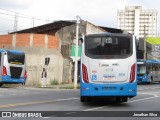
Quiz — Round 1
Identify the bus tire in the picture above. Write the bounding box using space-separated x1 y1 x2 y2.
81 97 91 102
0 83 3 87
116 97 122 103
122 97 128 102
80 96 87 102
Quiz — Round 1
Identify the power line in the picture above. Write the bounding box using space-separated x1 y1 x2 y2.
0 16 13 21
0 12 15 17
0 8 17 13
0 7 52 22
0 11 50 21
0 8 66 34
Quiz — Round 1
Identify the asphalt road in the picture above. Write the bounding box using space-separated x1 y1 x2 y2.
0 84 160 120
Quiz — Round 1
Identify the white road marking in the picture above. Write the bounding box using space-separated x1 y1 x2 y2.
139 92 160 97
83 96 160 111
138 87 160 91
0 97 79 108
128 96 159 103
139 92 160 94
65 112 77 115
42 117 51 119
84 106 111 111
54 97 79 102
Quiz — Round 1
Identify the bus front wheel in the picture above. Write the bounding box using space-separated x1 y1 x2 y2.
148 77 153 84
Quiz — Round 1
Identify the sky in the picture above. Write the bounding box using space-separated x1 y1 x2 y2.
0 0 160 34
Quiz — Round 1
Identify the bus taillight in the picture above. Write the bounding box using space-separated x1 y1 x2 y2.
130 63 136 83
82 64 89 83
2 66 7 76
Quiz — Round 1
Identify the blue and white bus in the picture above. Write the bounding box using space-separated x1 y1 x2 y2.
80 33 137 102
0 49 27 87
137 59 160 84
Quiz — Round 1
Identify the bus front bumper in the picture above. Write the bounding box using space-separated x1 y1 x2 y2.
137 76 148 83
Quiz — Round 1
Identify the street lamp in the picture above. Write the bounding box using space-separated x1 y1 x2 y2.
74 16 81 89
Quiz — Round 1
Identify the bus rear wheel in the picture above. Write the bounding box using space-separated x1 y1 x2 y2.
0 83 3 87
80 96 91 102
122 97 128 102
116 97 128 103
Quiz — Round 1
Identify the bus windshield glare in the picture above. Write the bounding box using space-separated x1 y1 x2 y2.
7 51 25 65
85 35 133 59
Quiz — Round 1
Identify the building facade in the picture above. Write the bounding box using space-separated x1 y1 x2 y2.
0 20 106 86
117 6 158 39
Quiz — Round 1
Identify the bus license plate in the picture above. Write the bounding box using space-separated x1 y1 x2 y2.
102 86 116 90
103 76 115 81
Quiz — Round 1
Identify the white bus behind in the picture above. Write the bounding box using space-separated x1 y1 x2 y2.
80 33 137 102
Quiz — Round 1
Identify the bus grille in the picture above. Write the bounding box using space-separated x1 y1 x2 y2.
10 67 22 79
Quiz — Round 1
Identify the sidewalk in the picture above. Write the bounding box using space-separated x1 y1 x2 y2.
2 83 80 89
39 83 80 89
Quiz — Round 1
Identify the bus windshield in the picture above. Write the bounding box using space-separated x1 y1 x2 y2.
85 35 133 59
7 51 25 65
137 64 146 75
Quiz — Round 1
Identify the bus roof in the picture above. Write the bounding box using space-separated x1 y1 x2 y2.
85 33 132 37
137 59 160 64
0 49 6 52
146 59 160 64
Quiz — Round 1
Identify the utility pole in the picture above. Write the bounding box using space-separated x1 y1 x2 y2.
13 13 18 32
74 16 80 89
32 17 34 28
144 25 147 60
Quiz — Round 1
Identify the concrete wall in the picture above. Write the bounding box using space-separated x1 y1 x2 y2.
0 33 62 86
56 21 105 83
26 49 63 86
2 47 63 86
86 22 105 34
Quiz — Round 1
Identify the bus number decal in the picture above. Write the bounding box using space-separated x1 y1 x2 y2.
119 73 125 76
